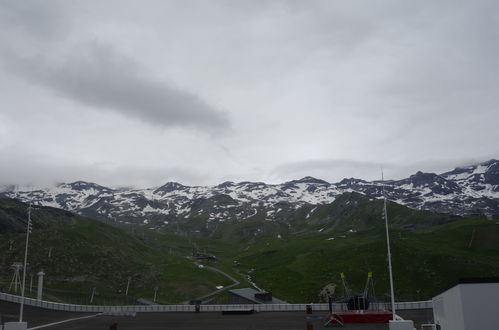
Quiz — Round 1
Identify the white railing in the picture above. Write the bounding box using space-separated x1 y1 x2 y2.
395 300 433 310
0 292 432 313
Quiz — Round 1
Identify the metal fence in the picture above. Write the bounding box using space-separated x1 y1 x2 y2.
0 292 432 313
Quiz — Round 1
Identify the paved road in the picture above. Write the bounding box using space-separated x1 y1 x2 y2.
185 262 241 303
0 301 89 328
397 308 434 329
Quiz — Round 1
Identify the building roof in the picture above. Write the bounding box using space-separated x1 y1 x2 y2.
434 277 499 297
457 277 499 284
229 288 288 304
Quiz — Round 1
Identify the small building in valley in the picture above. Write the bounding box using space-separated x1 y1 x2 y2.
228 288 288 304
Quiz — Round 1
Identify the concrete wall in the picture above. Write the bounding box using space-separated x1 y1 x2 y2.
461 283 499 330
433 283 499 330
433 285 465 330
389 320 414 330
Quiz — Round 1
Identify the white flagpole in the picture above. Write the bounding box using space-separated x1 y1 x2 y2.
382 169 396 320
19 202 32 322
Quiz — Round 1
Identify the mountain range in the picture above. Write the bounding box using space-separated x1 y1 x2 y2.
1 159 498 231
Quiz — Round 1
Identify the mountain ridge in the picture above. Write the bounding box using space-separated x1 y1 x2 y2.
1 159 498 229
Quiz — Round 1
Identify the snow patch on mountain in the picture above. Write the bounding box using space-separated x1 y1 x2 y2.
2 160 498 228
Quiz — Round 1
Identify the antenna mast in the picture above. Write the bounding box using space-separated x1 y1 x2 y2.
382 169 396 320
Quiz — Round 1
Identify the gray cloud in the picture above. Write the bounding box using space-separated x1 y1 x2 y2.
2 43 230 132
0 0 66 39
271 159 386 183
270 156 499 184
0 1 229 133
0 148 212 188
0 1 498 188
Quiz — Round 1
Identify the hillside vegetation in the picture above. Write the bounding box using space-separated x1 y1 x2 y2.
0 198 232 304
235 216 499 302
1 196 498 304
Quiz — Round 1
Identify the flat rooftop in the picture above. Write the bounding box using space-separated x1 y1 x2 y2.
229 288 288 304
1 301 432 330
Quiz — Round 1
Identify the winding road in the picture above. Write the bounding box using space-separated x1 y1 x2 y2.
184 262 241 304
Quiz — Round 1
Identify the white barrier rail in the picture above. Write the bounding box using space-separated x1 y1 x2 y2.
0 292 432 313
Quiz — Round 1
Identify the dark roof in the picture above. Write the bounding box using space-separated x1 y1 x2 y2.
136 298 158 305
229 288 288 304
457 277 499 284
434 277 499 297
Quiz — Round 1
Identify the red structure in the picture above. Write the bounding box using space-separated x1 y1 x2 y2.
325 310 393 325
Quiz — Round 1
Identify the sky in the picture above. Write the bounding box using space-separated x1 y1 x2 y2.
1 0 498 188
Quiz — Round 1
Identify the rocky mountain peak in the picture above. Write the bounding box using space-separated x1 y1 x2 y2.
290 176 330 185
482 159 498 166
442 159 499 187
483 160 499 185
1 159 498 228
337 178 368 186
408 171 440 185
216 181 235 189
153 182 188 194
61 181 110 192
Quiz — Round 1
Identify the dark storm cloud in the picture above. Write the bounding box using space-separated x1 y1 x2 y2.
0 1 229 133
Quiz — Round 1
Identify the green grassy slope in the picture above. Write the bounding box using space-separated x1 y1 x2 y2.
289 192 459 233
182 192 460 245
0 199 232 304
156 193 497 304
0 198 76 233
2 196 498 305
236 216 499 303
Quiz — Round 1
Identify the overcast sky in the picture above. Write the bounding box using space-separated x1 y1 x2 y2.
1 0 498 188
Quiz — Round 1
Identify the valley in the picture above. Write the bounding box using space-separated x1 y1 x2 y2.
1 189 498 305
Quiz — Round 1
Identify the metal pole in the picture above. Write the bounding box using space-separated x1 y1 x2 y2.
125 277 131 296
19 203 32 322
37 271 45 300
382 170 396 320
